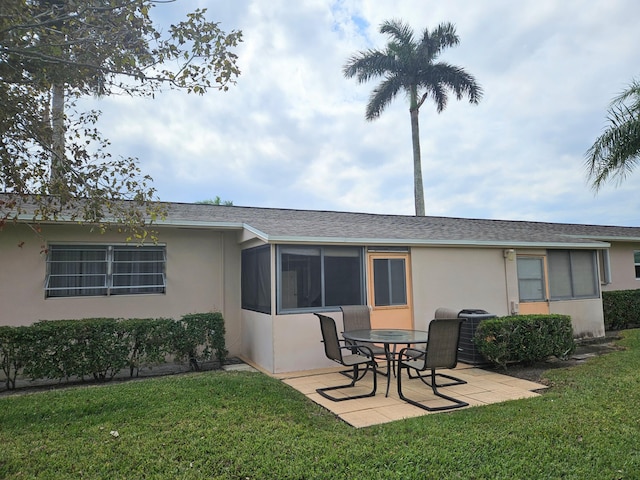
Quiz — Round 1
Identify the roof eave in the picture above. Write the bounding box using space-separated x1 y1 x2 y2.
13 215 613 249
567 235 640 243
261 235 610 249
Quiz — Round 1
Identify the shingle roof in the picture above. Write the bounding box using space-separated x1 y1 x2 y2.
8 193 638 248
162 202 640 248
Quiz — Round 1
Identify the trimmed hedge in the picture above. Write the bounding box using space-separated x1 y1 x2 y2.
172 313 228 370
602 289 640 331
20 318 130 382
0 313 227 390
474 314 576 369
119 318 176 377
0 326 31 390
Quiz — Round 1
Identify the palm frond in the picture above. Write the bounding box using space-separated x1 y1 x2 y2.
343 50 394 83
414 63 482 111
586 92 640 190
435 63 483 103
612 79 640 106
365 76 403 120
419 22 459 60
379 19 414 47
416 83 447 112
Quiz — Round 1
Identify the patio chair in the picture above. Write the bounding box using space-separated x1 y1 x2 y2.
404 306 460 378
314 313 378 401
340 305 388 377
396 318 469 411
434 307 460 319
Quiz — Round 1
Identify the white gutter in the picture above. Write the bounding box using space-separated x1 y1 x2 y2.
251 235 610 249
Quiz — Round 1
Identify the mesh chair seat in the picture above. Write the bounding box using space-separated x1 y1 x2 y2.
397 318 469 411
341 305 387 367
342 353 374 367
315 313 378 401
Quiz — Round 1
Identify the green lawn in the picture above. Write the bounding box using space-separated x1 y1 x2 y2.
2 330 640 480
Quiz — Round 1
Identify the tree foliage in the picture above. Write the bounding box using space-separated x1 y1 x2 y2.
344 19 481 216
196 196 233 206
586 79 640 191
0 0 242 239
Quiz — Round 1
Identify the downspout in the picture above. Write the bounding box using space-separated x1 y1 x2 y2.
503 249 519 315
219 232 225 316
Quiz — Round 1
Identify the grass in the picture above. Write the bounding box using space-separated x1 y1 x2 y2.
2 330 640 479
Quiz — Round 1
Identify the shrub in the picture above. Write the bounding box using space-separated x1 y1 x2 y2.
1 313 227 389
119 318 175 377
22 319 129 382
172 313 228 370
21 320 77 381
474 314 576 369
80 318 130 381
0 326 32 389
602 289 640 330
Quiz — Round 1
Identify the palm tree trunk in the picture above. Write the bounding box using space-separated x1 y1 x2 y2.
409 87 425 216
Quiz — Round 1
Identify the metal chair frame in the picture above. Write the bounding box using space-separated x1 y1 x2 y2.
315 313 378 401
397 318 469 411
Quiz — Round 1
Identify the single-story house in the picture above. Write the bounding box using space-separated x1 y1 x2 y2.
2 201 640 374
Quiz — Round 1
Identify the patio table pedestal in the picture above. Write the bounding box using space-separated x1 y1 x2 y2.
342 329 429 397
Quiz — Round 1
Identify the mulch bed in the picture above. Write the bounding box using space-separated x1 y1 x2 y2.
487 333 623 384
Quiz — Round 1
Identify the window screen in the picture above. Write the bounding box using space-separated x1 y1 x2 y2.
241 245 271 314
516 257 546 302
548 250 598 300
373 258 407 306
278 246 363 312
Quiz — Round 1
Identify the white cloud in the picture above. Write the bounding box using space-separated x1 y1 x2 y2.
86 0 640 226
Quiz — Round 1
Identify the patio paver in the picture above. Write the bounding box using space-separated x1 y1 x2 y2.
276 363 547 428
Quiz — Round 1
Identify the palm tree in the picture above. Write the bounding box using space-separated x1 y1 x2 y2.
586 79 640 191
344 20 482 216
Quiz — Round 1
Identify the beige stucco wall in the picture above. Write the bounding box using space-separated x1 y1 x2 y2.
411 246 605 341
0 223 243 357
2 222 615 375
260 245 609 374
241 309 275 372
411 247 512 327
602 242 640 292
550 298 605 338
272 312 339 373
266 246 519 374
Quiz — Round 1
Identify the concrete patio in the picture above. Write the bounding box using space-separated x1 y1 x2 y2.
274 363 547 428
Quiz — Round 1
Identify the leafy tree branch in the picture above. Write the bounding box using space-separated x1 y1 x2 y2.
1 0 242 239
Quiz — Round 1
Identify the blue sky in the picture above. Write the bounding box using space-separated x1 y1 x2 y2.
90 0 640 226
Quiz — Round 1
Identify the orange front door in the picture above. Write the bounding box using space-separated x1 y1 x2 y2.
367 252 413 329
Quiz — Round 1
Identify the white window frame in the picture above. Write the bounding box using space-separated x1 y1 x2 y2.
635 250 640 280
599 249 612 285
45 244 166 298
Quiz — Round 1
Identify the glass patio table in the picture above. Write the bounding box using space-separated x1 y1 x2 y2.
342 328 429 397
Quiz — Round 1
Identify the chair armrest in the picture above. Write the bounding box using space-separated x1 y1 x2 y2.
340 344 375 359
398 346 426 362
